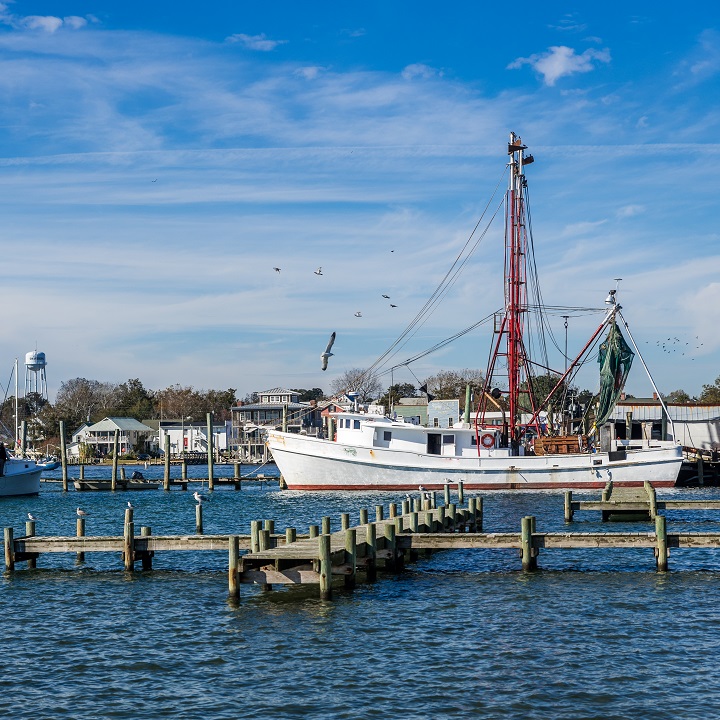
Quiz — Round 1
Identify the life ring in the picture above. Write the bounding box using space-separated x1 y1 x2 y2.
480 433 495 449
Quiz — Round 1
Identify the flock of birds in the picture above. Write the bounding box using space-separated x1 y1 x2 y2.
644 335 705 359
272 264 398 371
27 492 210 523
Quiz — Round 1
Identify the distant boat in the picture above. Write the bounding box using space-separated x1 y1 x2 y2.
267 134 683 491
0 454 42 497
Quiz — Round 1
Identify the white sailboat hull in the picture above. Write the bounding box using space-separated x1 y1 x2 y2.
267 431 682 491
0 459 42 497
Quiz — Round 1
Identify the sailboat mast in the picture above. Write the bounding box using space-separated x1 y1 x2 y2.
506 133 530 439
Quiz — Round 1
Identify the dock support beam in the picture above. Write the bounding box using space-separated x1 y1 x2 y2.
564 491 574 523
228 535 240 600
4 527 14 571
76 517 85 563
123 508 134 571
319 534 332 600
655 515 668 572
25 520 36 569
345 528 356 590
141 526 153 570
521 516 538 571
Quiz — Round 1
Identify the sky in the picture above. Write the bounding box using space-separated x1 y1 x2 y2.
1 1 719 402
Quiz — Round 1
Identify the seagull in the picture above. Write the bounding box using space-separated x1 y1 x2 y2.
127 501 134 509
273 267 281 273
193 491 207 504
314 267 323 275
321 331 336 371
382 294 390 299
354 311 362 317
390 304 397 308
151 179 157 183
27 512 38 521
418 485 426 493
76 507 88 518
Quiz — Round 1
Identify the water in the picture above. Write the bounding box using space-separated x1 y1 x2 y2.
3 472 720 719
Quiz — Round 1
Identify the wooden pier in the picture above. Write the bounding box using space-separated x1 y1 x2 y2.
8 484 720 600
564 480 720 522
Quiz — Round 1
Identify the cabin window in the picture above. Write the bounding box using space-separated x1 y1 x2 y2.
471 436 477 445
447 418 453 428
353 420 360 429
383 431 392 441
443 434 454 444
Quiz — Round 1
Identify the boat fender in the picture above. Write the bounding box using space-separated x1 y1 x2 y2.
480 433 495 449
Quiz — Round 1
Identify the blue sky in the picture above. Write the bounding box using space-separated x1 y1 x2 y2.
1 1 719 400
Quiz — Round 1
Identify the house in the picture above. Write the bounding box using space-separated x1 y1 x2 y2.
392 397 428 426
156 419 229 457
70 417 155 458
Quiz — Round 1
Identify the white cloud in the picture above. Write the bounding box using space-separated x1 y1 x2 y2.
21 15 63 32
674 29 720 87
616 205 645 218
225 33 286 51
508 45 611 86
401 63 443 80
295 66 323 80
63 16 87 30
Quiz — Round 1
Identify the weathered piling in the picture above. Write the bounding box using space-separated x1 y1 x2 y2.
182 460 188 482
457 481 464 504
475 497 483 532
59 421 68 492
141 526 153 570
4 527 14 571
163 435 171 491
359 508 368 525
319 534 332 600
644 480 658 520
384 523 397 571
123 508 134 571
111 429 119 492
250 520 260 552
345 528 356 589
321 516 331 535
25 520 36 569
521 515 537 571
655 515 668 572
76 517 85 562
564 491 574 523
444 482 451 506
120 466 126 482
376 505 384 522
401 499 410 515
341 513 350 531
206 412 215 491
365 522 377 581
286 527 297 544
389 503 398 518
195 504 203 535
233 462 241 490
447 503 457 532
228 535 240 599
79 464 85 480
601 480 613 502
308 524 319 539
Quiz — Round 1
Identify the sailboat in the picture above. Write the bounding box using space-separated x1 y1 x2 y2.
266 134 683 491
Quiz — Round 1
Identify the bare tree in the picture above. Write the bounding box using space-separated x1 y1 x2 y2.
330 368 382 402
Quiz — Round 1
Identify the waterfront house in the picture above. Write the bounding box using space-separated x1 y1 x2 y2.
70 417 155 458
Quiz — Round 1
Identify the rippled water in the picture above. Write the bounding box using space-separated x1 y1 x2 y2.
3 468 720 719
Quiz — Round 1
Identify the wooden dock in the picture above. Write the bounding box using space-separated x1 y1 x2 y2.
8 484 720 601
565 480 720 521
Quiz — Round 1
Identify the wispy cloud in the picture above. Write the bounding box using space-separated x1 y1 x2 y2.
401 63 443 80
0 3 88 32
548 14 587 33
674 29 720 86
508 45 611 86
225 33 286 51
616 205 645 218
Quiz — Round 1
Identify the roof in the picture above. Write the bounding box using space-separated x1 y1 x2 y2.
86 417 155 433
258 388 298 395
233 402 308 412
610 402 720 422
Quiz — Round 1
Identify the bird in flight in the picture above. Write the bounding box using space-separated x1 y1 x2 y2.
382 294 390 299
354 311 362 317
390 304 397 308
273 267 281 273
314 267 323 275
321 331 336 371
151 179 157 183
27 512 38 521
76 507 89 518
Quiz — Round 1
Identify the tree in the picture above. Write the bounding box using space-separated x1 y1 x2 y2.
203 388 237 421
54 378 118 429
378 383 417 409
423 369 484 408
154 385 205 419
330 368 382 402
295 388 325 402
111 378 155 419
664 389 694 403
700 377 720 404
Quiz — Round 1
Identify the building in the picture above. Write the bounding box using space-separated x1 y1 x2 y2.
392 397 428 425
156 419 229 458
70 417 155 458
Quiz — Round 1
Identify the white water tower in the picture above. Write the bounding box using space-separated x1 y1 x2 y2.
24 351 48 401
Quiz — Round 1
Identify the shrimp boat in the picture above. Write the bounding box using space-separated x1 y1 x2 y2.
267 134 683 491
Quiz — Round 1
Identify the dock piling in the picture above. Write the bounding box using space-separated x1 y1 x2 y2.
375 505 384 522
564 491 574 523
655 515 668 572
521 516 537 571
123 510 135 571
250 520 260 553
228 535 240 600
319 534 332 600
444 482 450 506
141 526 153 570
4 527 14 571
76 517 85 563
457 481 464 504
345 528 356 589
25 520 36 569
206 412 215 491
195 504 203 535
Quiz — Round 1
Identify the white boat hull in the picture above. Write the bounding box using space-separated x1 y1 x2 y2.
267 431 682 491
0 459 42 497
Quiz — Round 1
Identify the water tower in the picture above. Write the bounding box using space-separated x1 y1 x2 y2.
24 351 48 401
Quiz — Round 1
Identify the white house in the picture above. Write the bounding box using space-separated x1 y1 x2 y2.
70 417 155 458
157 419 230 457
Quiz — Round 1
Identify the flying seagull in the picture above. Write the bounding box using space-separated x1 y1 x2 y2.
273 267 281 273
76 507 88 518
390 304 397 308
27 512 38 521
382 294 390 299
314 267 323 275
354 311 362 317
321 331 336 371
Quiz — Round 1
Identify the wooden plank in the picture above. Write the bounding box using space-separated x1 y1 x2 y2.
396 533 521 549
241 567 321 585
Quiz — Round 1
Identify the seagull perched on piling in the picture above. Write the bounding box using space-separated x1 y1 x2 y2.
193 491 207 504
321 331 336 371
76 507 88 518
127 501 134 509
27 512 38 521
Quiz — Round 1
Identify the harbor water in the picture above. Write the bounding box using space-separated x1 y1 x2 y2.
3 465 720 719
